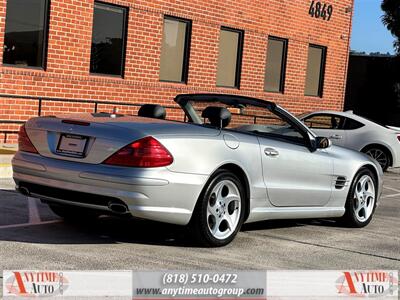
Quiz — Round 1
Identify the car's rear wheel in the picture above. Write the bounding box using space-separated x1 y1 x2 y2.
340 168 377 227
362 146 391 171
191 171 245 247
48 204 100 221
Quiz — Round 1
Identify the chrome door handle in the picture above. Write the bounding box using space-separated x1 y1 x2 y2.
264 148 279 157
330 134 342 140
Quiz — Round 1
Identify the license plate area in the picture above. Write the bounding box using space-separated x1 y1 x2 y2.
56 134 89 157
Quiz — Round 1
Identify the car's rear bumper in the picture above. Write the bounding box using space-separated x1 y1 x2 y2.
388 143 400 168
12 152 208 225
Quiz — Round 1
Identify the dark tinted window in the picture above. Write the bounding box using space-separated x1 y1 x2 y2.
159 16 191 83
216 27 244 88
305 45 327 97
264 37 288 93
304 114 343 129
3 0 49 68
90 2 128 76
343 118 364 130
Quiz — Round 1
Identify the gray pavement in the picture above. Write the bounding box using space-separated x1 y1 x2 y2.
0 170 399 281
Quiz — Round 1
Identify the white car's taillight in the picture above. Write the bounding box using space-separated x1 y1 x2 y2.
102 136 173 168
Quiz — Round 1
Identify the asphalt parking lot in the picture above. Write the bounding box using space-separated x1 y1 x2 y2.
0 170 399 285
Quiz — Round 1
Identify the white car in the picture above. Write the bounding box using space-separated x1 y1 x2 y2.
301 111 400 171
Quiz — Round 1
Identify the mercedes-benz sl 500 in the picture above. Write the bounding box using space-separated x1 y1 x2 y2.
12 94 383 246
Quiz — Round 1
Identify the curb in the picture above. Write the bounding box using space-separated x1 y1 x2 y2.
0 164 13 179
0 149 17 155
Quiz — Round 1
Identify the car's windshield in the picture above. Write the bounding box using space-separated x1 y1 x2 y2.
179 97 307 145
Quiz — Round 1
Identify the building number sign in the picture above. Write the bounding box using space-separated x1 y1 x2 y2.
309 1 333 21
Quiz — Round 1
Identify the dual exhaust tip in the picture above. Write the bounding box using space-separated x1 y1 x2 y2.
108 202 129 214
17 186 129 215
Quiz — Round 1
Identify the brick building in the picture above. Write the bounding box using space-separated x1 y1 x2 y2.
0 0 354 143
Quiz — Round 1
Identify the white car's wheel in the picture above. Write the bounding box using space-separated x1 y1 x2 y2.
363 147 390 171
341 168 377 227
191 171 245 247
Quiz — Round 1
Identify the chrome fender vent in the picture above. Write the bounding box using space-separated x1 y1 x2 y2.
335 176 348 189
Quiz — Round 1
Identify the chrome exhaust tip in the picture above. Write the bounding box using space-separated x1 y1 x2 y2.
108 202 128 214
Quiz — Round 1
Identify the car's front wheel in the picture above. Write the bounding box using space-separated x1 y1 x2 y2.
191 171 245 247
340 168 377 227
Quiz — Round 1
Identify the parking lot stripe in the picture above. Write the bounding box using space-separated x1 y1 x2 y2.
27 197 41 224
381 193 400 199
0 220 61 230
383 186 400 193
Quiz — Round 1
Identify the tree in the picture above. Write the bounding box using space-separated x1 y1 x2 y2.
381 0 400 54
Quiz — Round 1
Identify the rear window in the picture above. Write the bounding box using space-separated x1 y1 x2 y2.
343 118 364 130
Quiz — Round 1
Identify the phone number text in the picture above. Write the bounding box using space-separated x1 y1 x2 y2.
162 273 238 285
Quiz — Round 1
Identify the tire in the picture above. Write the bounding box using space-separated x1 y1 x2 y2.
340 168 377 227
48 204 100 222
362 146 391 172
190 171 246 247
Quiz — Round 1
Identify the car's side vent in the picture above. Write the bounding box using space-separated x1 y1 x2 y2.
335 176 348 189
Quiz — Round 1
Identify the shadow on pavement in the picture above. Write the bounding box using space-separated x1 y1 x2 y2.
0 211 345 248
241 218 345 232
0 185 346 247
0 214 196 247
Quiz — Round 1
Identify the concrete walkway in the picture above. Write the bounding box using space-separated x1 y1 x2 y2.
0 144 17 179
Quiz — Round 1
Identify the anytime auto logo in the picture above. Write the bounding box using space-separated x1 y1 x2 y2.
5 271 69 297
336 271 398 297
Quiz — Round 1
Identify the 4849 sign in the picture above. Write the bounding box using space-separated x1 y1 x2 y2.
309 1 333 21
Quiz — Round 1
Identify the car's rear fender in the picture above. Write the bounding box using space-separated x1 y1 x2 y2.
156 131 268 216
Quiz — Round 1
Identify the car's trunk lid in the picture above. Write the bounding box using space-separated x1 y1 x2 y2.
24 113 217 164
385 125 400 133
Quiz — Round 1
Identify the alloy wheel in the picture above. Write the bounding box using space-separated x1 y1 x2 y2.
206 180 241 240
365 148 388 170
352 175 375 222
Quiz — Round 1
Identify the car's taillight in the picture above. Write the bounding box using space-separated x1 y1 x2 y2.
397 135 400 142
18 124 38 154
103 136 173 168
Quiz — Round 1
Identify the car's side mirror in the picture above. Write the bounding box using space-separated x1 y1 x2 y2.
316 136 332 149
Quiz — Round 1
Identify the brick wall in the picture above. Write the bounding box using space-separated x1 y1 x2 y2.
0 0 354 143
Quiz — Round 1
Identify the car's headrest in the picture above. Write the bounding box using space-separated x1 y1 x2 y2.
138 104 166 120
332 117 338 129
201 106 231 128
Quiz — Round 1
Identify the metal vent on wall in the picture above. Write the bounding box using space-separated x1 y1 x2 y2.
335 176 348 189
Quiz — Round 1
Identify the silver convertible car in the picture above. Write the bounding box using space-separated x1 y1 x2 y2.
12 94 383 246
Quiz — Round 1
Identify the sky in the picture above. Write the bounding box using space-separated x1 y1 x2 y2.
351 0 395 54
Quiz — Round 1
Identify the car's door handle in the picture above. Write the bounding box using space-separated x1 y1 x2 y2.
264 148 279 157
330 134 342 140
